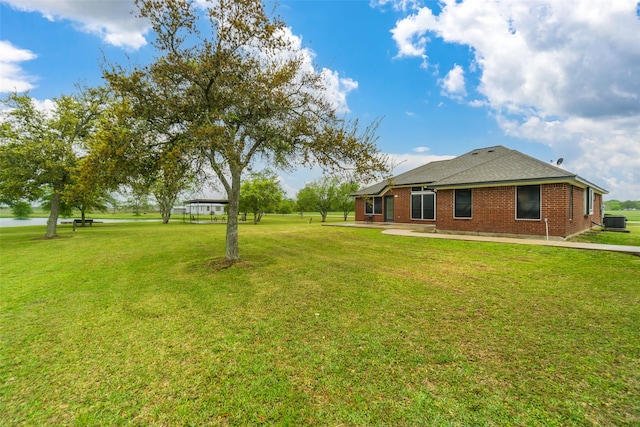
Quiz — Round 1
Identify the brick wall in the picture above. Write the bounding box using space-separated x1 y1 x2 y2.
436 184 602 238
569 186 603 235
355 187 436 224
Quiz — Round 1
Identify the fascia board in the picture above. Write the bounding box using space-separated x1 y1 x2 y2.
430 177 600 191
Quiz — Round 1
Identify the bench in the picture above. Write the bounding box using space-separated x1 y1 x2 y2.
61 219 102 230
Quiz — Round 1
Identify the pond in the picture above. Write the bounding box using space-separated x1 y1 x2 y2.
0 218 162 228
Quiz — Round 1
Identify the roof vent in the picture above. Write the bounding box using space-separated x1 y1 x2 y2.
488 149 495 153
472 152 478 155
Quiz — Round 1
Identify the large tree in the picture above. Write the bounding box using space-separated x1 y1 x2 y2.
98 0 387 262
0 90 104 238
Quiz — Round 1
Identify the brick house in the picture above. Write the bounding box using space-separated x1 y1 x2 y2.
353 146 607 239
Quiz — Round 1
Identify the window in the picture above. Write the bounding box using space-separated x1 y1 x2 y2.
516 185 541 220
365 197 382 215
584 187 594 215
454 189 472 218
411 187 435 220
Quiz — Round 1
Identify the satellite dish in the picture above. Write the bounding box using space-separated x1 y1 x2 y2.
556 158 564 166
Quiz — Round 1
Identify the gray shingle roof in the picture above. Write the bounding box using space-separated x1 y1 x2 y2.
433 148 574 186
352 145 607 196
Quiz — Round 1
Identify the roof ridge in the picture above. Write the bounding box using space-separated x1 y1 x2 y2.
434 145 513 183
506 149 576 177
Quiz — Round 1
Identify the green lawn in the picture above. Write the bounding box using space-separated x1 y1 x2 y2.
1 217 639 426
569 211 640 246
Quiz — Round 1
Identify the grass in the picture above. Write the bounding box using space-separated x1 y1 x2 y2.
1 216 639 426
568 211 640 246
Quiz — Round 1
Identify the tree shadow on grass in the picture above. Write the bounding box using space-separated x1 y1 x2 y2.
33 235 72 241
191 257 254 272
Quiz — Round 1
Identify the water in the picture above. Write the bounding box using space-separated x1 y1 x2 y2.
0 218 162 228
0 218 50 227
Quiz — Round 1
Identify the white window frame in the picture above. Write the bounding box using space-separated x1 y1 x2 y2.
584 187 594 215
365 196 383 215
410 187 436 220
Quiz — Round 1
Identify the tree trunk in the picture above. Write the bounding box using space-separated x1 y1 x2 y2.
157 194 176 224
81 208 86 226
45 193 61 238
321 210 328 222
225 170 241 262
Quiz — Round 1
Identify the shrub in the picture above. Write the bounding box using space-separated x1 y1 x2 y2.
11 200 33 219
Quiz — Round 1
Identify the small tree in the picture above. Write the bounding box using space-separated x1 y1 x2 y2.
126 182 152 216
298 176 340 222
277 198 295 215
105 194 120 214
10 201 32 219
336 181 359 221
239 170 284 224
63 171 110 224
152 156 196 224
296 186 316 218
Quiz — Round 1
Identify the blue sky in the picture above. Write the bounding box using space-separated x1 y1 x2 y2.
2 0 640 200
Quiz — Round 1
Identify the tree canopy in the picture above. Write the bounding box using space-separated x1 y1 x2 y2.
297 176 352 222
95 0 388 261
0 90 105 237
239 170 283 224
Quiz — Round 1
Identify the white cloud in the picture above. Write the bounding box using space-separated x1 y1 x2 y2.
371 0 422 13
439 64 466 98
390 6 435 60
390 0 640 200
319 69 358 113
32 98 56 117
413 146 429 153
468 99 486 108
250 26 359 114
2 0 149 50
0 40 37 93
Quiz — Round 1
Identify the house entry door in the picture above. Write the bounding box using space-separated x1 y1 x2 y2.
384 196 394 222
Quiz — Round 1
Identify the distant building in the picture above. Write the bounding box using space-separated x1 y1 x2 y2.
176 199 228 223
